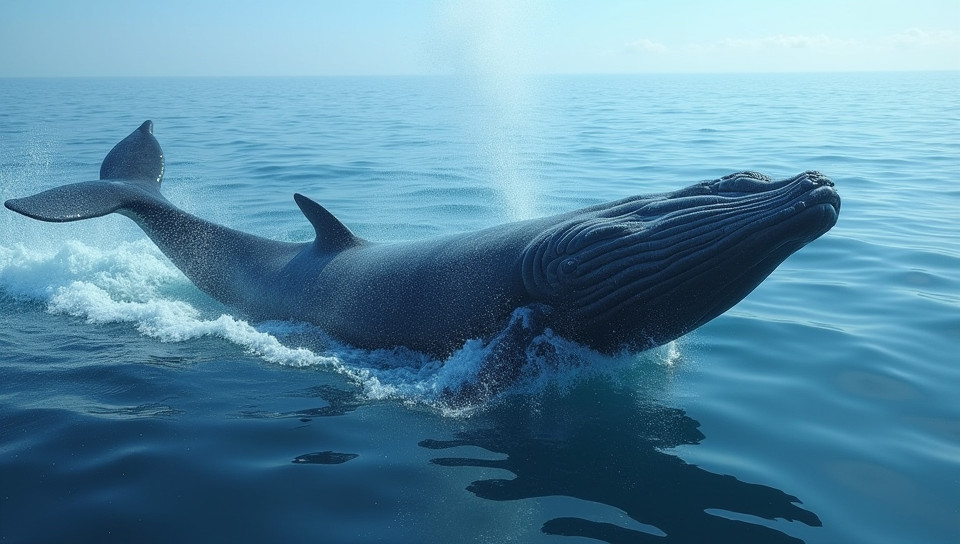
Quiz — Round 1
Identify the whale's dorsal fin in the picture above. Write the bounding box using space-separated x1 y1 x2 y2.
294 193 363 252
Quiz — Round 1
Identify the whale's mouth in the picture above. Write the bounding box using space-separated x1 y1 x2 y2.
689 178 839 329
792 185 841 228
751 174 840 244
522 171 841 351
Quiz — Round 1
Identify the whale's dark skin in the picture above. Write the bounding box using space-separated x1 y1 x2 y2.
5 121 841 366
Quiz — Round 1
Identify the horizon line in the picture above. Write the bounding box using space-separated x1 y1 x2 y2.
2 68 958 79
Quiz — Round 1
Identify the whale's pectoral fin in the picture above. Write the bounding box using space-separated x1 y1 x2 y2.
5 120 166 223
294 193 364 252
440 305 554 407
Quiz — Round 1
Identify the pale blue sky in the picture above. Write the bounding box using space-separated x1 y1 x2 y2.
1 0 957 76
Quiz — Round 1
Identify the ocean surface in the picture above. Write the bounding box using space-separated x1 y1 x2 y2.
1 72 957 543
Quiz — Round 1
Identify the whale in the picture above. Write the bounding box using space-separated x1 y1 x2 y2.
5 121 840 393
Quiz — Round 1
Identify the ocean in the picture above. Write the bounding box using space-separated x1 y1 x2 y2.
1 72 957 543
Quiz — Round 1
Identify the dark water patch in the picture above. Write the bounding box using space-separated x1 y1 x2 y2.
145 354 196 368
292 451 359 464
237 384 364 420
87 402 185 418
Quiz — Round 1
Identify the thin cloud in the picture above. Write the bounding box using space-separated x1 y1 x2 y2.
887 27 960 47
622 38 668 54
612 27 959 72
703 34 855 51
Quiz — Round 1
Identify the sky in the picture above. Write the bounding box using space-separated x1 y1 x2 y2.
0 0 957 77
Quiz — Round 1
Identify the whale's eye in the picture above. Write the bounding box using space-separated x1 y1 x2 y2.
561 258 579 275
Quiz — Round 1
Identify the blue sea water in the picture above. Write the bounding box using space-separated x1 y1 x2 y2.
0 72 958 543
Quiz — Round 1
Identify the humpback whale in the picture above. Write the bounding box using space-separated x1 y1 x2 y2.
5 121 840 386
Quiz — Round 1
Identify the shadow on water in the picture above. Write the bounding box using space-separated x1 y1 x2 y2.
421 380 821 544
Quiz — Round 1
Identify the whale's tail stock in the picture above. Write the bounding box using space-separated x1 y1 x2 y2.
4 120 166 222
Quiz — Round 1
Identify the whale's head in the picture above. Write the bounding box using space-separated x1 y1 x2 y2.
521 171 840 352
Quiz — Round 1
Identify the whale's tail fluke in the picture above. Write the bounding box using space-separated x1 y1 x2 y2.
4 120 165 222
4 120 301 312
